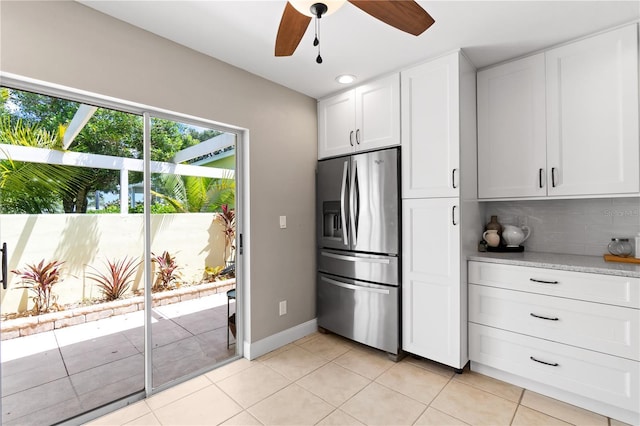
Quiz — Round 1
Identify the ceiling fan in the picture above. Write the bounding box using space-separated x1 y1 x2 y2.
275 0 435 63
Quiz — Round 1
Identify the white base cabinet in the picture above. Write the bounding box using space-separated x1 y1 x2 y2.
468 261 640 424
402 198 462 367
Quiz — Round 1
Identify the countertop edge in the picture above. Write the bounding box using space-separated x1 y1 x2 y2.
467 252 640 278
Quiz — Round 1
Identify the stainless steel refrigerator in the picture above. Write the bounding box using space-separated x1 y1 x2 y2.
316 147 400 356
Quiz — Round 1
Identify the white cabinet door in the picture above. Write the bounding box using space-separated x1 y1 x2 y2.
546 24 639 196
318 74 400 159
402 198 464 368
355 73 400 152
401 53 460 198
477 53 547 199
318 90 356 159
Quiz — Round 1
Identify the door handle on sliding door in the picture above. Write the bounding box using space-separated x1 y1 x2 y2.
1 242 7 290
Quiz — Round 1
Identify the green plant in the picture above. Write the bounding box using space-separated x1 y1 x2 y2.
86 257 139 301
151 251 181 291
11 259 65 314
204 265 223 282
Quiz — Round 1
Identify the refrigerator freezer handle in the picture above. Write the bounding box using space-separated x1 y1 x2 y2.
320 251 391 264
340 160 349 245
320 276 390 294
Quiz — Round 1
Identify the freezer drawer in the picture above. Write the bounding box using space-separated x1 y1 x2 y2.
318 249 399 286
317 273 399 354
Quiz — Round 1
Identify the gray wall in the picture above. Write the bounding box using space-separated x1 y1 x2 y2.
482 198 640 256
0 1 317 343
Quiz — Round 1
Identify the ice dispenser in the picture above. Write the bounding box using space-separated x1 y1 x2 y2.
322 201 343 239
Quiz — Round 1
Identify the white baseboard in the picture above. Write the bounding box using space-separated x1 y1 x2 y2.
243 318 318 360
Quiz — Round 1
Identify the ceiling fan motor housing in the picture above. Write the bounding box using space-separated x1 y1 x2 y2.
310 3 329 18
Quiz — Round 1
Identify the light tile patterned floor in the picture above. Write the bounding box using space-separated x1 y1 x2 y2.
87 332 629 426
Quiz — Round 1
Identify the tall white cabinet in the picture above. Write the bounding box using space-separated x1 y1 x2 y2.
317 73 400 159
477 24 639 199
401 51 480 370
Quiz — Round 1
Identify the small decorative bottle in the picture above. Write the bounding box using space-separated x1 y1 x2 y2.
486 215 503 236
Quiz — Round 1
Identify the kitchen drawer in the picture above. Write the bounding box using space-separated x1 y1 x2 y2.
468 261 640 308
469 284 640 360
469 323 640 412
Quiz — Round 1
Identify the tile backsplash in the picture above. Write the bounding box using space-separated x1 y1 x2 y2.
482 198 640 256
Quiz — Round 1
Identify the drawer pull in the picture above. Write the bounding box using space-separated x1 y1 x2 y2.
529 278 559 285
530 356 559 367
530 313 559 321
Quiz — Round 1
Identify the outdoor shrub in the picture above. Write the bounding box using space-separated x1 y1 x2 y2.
214 204 236 263
151 251 181 291
204 265 223 282
204 263 235 281
86 257 139 301
11 259 65 314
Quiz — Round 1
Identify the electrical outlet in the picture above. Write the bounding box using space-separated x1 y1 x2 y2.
279 215 287 229
279 300 287 316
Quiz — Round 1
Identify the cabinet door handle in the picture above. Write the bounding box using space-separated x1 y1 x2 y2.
452 205 458 226
355 129 360 145
349 130 354 147
551 167 557 187
452 169 458 189
539 168 544 188
530 356 559 367
529 278 559 285
530 313 559 321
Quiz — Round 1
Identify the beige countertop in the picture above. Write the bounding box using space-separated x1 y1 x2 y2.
468 251 640 278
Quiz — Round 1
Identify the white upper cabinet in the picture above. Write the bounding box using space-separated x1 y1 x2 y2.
477 54 547 198
317 90 355 159
546 24 639 197
401 53 460 198
477 24 639 199
318 73 400 159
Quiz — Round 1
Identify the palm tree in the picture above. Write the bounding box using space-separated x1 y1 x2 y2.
0 116 92 213
152 171 235 213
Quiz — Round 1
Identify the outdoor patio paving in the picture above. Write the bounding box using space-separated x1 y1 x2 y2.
1 292 236 425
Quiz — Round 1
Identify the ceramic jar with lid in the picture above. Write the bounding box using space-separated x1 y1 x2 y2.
485 215 502 235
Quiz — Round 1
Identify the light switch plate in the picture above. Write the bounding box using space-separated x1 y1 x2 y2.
279 215 286 229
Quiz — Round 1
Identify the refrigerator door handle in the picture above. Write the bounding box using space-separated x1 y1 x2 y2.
320 276 390 294
350 160 359 246
340 160 349 246
320 251 391 264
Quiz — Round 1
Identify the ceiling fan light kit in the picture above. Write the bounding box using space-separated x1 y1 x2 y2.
290 0 346 17
275 0 435 63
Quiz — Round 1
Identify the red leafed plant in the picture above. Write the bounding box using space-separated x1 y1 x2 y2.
215 204 236 264
86 257 139 301
151 251 181 292
11 259 65 314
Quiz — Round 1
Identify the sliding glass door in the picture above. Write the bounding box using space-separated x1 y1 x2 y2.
0 85 240 424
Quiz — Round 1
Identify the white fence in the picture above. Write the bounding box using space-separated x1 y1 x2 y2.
0 213 227 314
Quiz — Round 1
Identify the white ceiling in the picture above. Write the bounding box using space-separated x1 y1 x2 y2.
79 1 640 99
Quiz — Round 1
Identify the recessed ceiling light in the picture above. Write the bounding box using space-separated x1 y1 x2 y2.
336 74 356 84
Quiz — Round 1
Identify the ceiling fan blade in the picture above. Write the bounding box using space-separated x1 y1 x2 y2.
348 0 435 36
275 2 312 56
